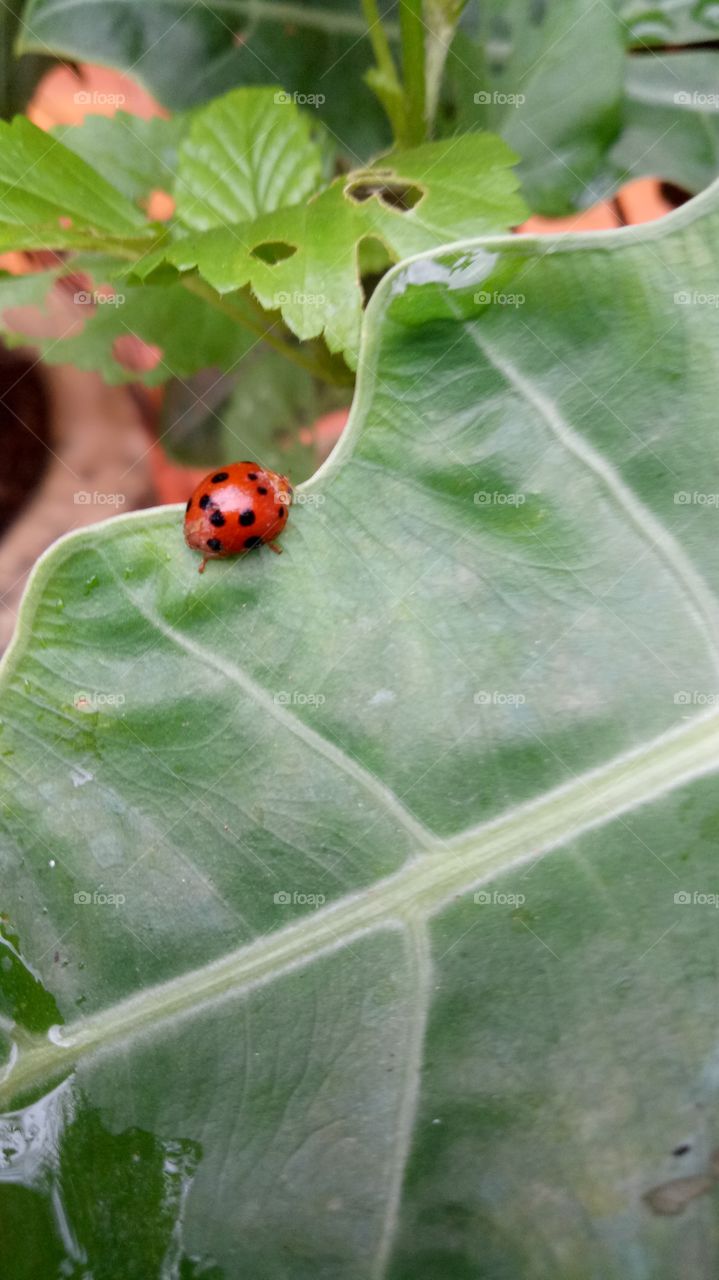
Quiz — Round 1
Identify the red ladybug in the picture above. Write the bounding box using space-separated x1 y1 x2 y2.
184 462 293 573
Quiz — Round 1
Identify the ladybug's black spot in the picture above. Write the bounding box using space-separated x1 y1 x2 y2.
247 472 258 481
209 510 226 527
185 498 192 513
244 535 263 549
257 485 268 495
207 538 222 551
199 494 211 510
277 506 285 517
239 509 256 527
211 471 229 483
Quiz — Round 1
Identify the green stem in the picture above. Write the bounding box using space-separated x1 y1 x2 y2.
361 0 407 142
423 0 469 135
362 0 401 84
399 0 427 144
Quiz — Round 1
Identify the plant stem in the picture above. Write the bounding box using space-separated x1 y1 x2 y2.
423 0 469 134
399 0 427 144
362 0 401 85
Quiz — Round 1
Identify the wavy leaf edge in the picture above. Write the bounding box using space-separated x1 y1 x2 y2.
2 179 718 1109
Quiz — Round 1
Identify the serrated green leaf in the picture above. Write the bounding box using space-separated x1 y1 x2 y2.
150 131 526 363
174 87 326 230
2 180 719 1277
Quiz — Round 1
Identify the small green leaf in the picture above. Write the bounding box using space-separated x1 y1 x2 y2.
174 87 326 230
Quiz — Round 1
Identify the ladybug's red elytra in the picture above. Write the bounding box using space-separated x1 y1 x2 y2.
184 462 293 573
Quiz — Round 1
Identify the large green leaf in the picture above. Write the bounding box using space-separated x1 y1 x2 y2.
2 179 719 1275
146 130 527 363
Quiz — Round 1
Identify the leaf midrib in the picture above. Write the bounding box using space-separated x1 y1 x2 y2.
4 705 719 1108
98 547 437 852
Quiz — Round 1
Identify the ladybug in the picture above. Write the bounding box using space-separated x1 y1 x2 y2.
184 462 293 573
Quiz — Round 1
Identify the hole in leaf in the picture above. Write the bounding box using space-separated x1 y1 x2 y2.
250 241 297 265
345 178 424 211
358 235 392 307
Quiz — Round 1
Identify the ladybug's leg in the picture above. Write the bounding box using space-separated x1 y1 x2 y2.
198 557 208 573
267 542 283 555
